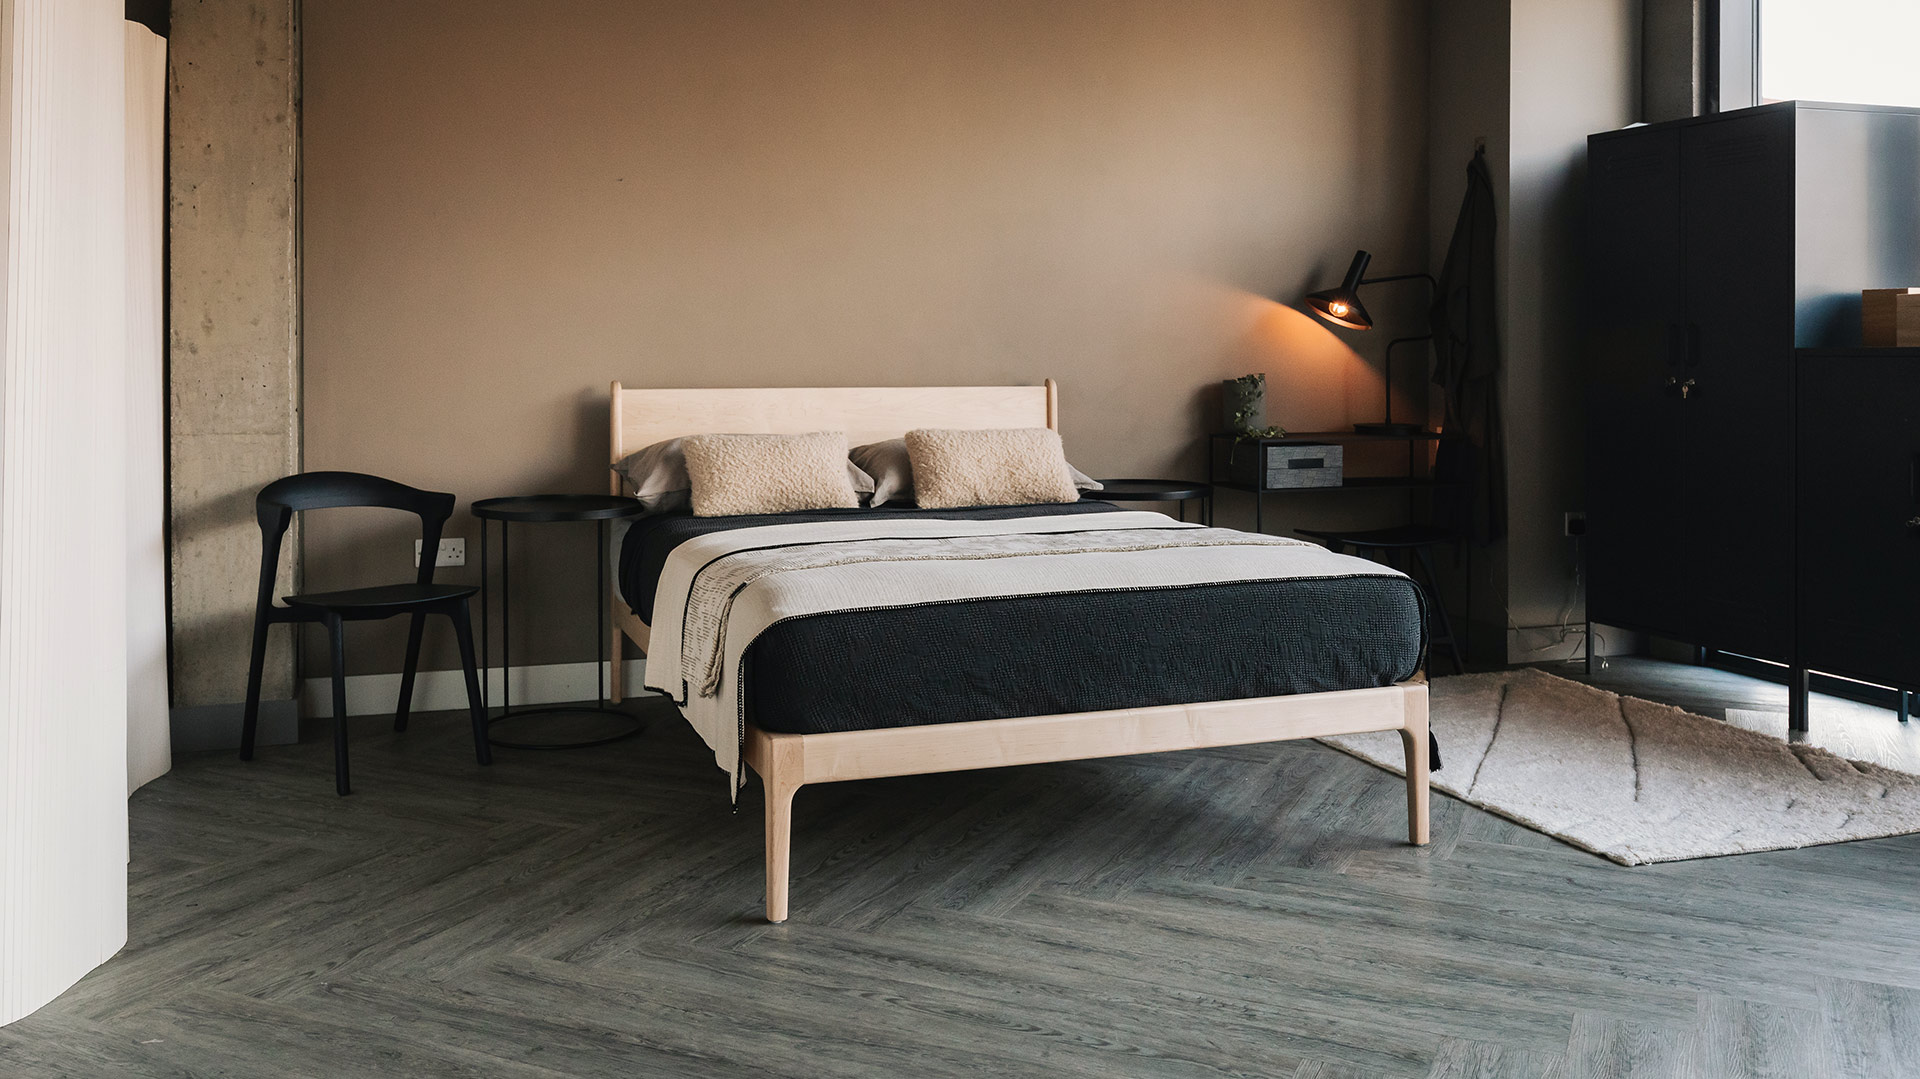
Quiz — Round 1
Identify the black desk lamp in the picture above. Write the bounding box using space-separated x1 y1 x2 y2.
1304 250 1435 435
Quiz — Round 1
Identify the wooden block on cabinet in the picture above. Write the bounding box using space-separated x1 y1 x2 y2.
1861 288 1920 346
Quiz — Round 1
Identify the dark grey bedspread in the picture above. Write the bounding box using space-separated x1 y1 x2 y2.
619 503 1424 735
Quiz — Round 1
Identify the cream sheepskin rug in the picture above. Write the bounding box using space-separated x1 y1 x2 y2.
1322 668 1920 865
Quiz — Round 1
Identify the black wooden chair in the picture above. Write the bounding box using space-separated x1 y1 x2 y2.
1296 524 1467 676
241 471 492 795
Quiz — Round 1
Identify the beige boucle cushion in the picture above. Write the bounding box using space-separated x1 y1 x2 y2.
853 436 1103 507
682 431 861 517
903 427 1082 509
615 436 872 512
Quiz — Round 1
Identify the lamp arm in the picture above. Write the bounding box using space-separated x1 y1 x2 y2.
1359 271 1438 294
1360 274 1437 429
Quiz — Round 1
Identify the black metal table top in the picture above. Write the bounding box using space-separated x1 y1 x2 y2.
472 494 643 522
1092 479 1212 502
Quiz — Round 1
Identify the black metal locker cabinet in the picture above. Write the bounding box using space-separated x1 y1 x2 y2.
1586 101 1920 726
1798 350 1920 689
1585 125 1691 641
1680 108 1797 660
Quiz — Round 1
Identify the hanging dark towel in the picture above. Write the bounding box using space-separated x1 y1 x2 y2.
1429 148 1507 544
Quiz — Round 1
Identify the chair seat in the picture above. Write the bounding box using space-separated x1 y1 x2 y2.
1296 524 1459 550
284 582 477 618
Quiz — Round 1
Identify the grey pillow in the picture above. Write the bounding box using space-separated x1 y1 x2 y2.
614 436 874 512
850 436 1101 508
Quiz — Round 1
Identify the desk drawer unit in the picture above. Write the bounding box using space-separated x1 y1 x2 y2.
1237 443 1343 489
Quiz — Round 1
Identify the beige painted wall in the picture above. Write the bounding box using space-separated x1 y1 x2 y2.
301 0 1432 676
1505 0 1640 661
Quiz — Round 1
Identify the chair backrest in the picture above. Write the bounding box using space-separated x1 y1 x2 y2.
253 472 457 610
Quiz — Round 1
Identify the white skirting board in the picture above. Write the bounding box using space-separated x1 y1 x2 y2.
300 659 654 719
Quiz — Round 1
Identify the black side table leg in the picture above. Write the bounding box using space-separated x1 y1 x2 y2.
596 518 608 703
502 521 512 715
480 519 489 712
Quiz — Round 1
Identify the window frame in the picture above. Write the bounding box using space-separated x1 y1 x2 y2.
1706 0 1760 114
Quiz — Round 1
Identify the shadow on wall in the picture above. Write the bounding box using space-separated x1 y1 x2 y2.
574 385 613 489
170 484 258 547
1211 294 1376 436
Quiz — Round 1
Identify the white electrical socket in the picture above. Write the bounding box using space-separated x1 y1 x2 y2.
414 538 466 568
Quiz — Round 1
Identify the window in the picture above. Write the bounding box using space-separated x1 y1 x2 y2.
1757 0 1920 107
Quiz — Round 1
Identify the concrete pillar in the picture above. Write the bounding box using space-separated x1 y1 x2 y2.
167 0 301 745
1642 0 1702 123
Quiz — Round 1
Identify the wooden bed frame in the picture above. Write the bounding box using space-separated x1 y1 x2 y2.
607 380 1429 922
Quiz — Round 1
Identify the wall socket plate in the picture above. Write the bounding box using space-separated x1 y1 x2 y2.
1564 511 1587 538
414 538 466 568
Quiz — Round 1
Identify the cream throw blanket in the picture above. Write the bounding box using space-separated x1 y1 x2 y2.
642 511 1409 793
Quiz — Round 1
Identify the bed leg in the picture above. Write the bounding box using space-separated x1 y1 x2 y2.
1399 689 1431 847
755 731 803 923
764 776 799 923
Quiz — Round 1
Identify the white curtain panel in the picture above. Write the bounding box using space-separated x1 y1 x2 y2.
125 23 168 795
0 0 132 1025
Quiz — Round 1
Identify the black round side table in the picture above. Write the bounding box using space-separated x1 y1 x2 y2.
472 494 647 750
1092 479 1213 525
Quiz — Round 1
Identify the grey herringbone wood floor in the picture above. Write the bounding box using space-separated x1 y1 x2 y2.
7 666 1920 1078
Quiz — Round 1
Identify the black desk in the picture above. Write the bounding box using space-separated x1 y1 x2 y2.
1207 430 1461 534
472 494 646 749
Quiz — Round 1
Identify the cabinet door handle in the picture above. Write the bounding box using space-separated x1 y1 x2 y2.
1906 516 1920 530
1685 323 1701 367
1667 323 1685 367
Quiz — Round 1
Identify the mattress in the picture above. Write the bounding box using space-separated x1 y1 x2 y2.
620 503 1425 736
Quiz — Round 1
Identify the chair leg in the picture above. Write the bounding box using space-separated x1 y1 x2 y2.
240 612 271 761
394 612 427 732
328 616 351 796
450 600 493 767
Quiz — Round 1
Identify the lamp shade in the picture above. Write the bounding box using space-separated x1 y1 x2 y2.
1304 249 1374 330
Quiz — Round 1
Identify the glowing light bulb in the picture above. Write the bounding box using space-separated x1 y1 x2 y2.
1328 301 1349 317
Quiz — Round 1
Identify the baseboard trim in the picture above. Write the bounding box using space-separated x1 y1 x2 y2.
298 659 653 719
171 698 299 753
